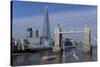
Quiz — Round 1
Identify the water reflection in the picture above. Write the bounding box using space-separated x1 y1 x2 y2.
12 46 97 66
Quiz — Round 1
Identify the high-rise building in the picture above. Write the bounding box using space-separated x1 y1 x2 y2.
42 6 51 40
27 28 39 38
27 28 33 37
32 29 39 38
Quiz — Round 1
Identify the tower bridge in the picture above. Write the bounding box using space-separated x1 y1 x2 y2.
53 24 91 53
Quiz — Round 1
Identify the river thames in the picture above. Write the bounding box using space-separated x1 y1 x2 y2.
12 45 97 66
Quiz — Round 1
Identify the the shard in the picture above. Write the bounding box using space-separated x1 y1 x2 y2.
42 6 51 40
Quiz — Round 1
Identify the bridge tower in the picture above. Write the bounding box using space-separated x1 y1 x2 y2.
53 24 62 52
83 24 91 53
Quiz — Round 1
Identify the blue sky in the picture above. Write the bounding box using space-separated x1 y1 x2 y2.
12 1 97 41
12 1 96 18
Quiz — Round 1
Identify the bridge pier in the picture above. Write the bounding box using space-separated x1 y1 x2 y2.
53 24 62 53
83 24 91 53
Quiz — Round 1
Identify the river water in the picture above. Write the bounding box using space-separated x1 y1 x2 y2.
12 46 97 66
